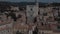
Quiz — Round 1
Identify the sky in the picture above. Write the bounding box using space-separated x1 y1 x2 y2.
0 0 60 3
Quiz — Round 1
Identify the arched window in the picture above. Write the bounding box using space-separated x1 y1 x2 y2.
31 8 33 11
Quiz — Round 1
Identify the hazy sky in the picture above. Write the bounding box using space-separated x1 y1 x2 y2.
0 0 60 3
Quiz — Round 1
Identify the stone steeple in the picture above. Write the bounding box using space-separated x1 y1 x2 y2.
35 0 38 6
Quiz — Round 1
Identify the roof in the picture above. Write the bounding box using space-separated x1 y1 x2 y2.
14 23 36 30
14 23 29 30
0 23 12 31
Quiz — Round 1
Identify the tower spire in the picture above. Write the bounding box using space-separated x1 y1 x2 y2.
35 0 38 6
35 0 38 3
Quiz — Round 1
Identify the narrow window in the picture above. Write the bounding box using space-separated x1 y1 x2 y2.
58 12 60 17
41 22 44 26
34 17 37 23
18 15 22 18
31 8 33 11
57 26 60 29
43 13 47 16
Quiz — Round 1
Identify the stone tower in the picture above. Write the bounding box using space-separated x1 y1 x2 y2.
26 0 39 24
35 0 38 6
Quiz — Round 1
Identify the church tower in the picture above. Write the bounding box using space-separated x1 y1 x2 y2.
35 0 39 6
26 0 39 24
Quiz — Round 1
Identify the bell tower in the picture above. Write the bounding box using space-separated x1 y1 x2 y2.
35 0 38 6
26 0 39 24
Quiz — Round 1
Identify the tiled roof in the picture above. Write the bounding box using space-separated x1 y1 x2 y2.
0 25 9 31
14 23 36 31
14 23 29 30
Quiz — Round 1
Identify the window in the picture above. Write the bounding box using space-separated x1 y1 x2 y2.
0 17 2 20
38 11 40 15
57 26 60 29
53 8 59 10
54 17 60 21
19 7 24 11
34 17 37 23
58 12 60 17
58 21 60 23
16 31 22 34
43 13 47 16
49 16 52 18
18 15 22 18
31 8 33 11
0 17 1 19
8 30 9 32
41 22 44 26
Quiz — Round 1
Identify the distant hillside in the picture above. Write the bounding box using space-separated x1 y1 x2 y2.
49 3 60 6
0 1 60 7
0 1 47 6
